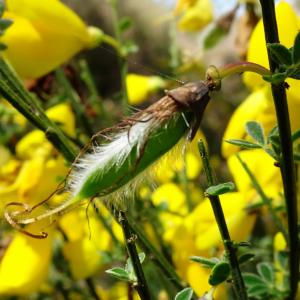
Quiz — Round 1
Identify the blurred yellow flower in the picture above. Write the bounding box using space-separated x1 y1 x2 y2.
0 222 54 295
0 103 74 211
1 0 103 79
61 208 113 280
126 73 166 105
244 1 300 93
223 2 300 158
175 0 213 32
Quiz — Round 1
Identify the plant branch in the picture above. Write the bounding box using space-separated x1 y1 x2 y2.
259 1 299 298
118 211 152 300
0 58 77 162
198 140 248 300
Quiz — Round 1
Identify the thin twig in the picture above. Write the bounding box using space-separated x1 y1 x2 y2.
118 211 152 300
198 140 248 300
258 1 299 298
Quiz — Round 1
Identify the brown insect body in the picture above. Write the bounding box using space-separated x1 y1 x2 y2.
166 81 211 140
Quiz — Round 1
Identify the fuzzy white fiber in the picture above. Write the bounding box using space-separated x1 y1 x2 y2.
69 116 159 199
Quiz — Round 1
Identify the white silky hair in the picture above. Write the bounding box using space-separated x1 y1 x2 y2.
68 115 159 199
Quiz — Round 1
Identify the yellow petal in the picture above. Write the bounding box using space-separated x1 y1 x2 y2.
222 87 273 158
244 1 299 89
46 103 76 136
0 224 53 295
2 0 101 79
227 149 281 201
177 0 213 32
63 237 103 280
152 182 187 213
126 74 166 105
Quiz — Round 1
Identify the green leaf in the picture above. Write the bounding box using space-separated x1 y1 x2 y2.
225 139 261 149
118 17 133 32
247 284 269 298
205 182 235 196
0 43 7 51
286 65 300 79
267 43 292 66
243 272 266 288
125 252 145 281
0 19 13 31
208 262 231 286
293 151 300 162
190 256 219 268
245 121 265 145
292 129 300 142
175 287 194 300
257 262 274 284
204 26 226 49
263 72 287 84
105 267 131 282
238 253 255 265
292 32 300 64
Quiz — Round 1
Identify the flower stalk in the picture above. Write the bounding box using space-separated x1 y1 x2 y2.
258 1 299 299
198 140 248 300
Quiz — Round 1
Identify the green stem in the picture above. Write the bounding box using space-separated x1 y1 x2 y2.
109 0 129 111
0 58 77 161
125 213 198 300
236 154 288 242
217 62 270 79
86 278 102 300
259 1 299 299
55 68 94 137
118 211 152 300
198 140 248 300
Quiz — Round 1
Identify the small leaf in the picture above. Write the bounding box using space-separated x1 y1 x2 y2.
247 284 269 297
204 26 226 49
105 267 131 282
292 129 300 142
257 262 274 284
287 65 300 79
293 152 300 162
119 17 133 32
125 252 146 279
190 256 219 268
245 121 265 145
267 126 279 143
0 43 7 51
206 182 235 196
263 72 287 84
208 262 231 286
175 287 194 300
0 19 13 31
225 139 261 149
238 253 255 265
292 32 300 64
243 273 266 288
267 43 292 66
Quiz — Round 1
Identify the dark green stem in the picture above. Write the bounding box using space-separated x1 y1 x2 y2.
236 154 288 241
259 1 299 298
198 140 248 300
118 211 152 300
86 278 102 300
0 58 77 161
55 68 94 137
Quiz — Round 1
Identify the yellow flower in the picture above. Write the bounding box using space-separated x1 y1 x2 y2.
0 103 74 210
244 1 300 93
1 0 103 79
126 74 166 105
223 2 300 158
0 222 54 295
175 0 213 32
